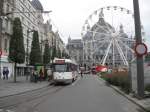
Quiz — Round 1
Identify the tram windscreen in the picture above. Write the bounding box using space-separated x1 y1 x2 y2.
53 64 67 72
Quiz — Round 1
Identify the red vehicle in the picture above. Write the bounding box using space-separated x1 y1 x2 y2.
95 65 108 72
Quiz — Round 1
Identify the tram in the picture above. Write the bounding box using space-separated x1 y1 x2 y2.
52 58 78 84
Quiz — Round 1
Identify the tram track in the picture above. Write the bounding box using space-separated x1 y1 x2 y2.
0 85 66 109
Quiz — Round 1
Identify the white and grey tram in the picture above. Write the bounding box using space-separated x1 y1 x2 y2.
52 58 78 84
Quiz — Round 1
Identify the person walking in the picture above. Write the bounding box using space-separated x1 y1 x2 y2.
47 68 52 81
33 68 38 83
39 69 43 82
2 68 6 80
5 68 9 80
81 70 83 78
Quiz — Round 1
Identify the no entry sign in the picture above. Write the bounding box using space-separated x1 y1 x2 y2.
135 43 147 57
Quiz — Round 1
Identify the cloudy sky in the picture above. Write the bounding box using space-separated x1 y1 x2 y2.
40 0 150 46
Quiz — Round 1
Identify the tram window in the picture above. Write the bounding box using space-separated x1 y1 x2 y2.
54 64 67 72
66 63 72 72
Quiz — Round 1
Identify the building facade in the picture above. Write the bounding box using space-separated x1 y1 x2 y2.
0 0 47 77
82 12 135 68
66 37 83 66
0 0 15 78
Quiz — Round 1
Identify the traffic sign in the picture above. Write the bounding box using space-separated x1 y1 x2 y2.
135 43 147 57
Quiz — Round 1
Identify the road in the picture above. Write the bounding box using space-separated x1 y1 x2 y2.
0 75 145 112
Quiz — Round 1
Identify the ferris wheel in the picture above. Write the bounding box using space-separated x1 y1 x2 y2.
81 6 145 67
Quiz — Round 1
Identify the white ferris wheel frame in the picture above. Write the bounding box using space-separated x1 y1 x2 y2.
81 6 145 67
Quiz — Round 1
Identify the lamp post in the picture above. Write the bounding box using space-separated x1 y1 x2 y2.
26 29 34 80
133 0 145 98
40 41 43 63
0 0 4 78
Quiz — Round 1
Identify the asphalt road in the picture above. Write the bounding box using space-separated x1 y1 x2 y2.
0 75 146 112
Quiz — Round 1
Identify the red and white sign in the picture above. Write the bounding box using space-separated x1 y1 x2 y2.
135 43 147 57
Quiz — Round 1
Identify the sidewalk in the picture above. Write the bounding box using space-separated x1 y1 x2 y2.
109 83 150 111
0 76 50 98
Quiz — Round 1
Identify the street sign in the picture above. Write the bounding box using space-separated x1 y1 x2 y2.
135 43 147 57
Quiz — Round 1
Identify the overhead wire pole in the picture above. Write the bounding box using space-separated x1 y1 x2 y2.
112 38 115 68
133 0 145 98
0 0 4 78
26 29 34 80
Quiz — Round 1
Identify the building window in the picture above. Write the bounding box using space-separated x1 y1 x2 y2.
4 38 8 52
32 26 34 30
5 19 9 31
28 13 30 17
23 0 26 3
27 21 30 29
10 0 13 4
22 7 24 12
6 4 9 12
74 56 77 60
11 7 14 12
7 0 10 3
38 15 40 18
22 26 24 34
21 16 24 22
29 5 31 9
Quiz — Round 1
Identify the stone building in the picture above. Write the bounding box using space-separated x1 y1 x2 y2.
82 11 135 68
0 0 15 78
0 0 47 77
66 37 83 66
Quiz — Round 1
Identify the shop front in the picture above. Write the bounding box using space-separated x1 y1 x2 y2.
0 55 14 79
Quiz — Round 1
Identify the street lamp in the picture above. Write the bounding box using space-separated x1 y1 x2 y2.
40 39 48 64
133 0 145 98
0 50 2 77
0 0 4 78
26 29 34 80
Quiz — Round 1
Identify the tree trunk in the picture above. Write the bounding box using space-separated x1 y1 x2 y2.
14 62 17 83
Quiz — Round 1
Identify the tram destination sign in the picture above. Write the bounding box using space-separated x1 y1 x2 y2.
55 59 65 64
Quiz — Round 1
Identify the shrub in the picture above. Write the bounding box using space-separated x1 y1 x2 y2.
101 70 130 94
145 85 150 92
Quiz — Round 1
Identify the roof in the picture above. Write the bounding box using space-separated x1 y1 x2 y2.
31 0 43 11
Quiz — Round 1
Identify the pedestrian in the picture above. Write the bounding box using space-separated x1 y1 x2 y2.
39 69 43 82
5 67 9 80
2 68 6 80
30 69 34 82
47 68 52 81
33 68 38 83
81 70 83 78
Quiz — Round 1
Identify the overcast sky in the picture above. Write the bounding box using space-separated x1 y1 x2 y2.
40 0 150 46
